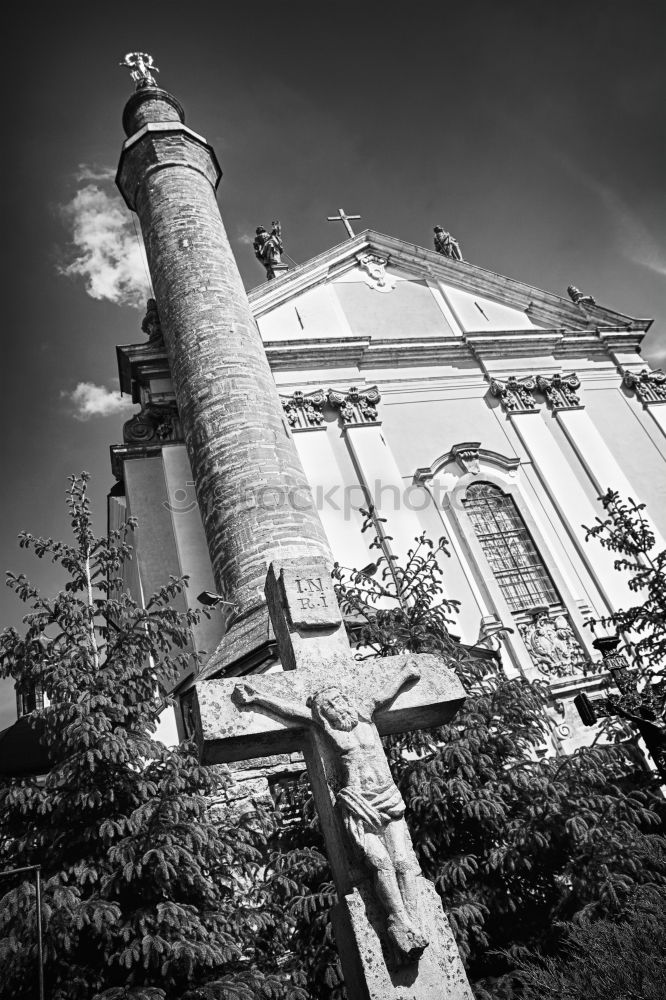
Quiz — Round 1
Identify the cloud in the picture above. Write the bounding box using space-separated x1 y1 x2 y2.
57 171 152 307
558 154 666 278
75 164 117 183
63 382 136 421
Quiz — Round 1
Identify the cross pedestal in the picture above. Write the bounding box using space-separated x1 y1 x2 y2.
192 557 474 1000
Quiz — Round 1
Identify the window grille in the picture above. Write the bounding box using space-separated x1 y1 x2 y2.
463 482 559 612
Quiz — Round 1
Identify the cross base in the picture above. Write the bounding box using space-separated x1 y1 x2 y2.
334 878 473 1000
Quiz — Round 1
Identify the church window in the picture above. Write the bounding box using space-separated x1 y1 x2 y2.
463 482 559 612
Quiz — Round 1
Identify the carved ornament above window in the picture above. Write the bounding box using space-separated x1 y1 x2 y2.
536 372 581 410
328 385 381 425
623 368 666 406
489 375 538 413
355 253 396 293
123 402 182 445
280 389 326 429
450 442 481 475
519 608 587 677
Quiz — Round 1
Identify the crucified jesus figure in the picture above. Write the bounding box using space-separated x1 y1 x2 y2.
233 659 428 960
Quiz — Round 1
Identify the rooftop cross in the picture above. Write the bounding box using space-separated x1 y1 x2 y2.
120 52 160 89
192 556 474 999
327 207 361 239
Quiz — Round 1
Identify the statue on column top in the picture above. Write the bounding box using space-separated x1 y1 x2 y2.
433 225 463 261
120 52 160 90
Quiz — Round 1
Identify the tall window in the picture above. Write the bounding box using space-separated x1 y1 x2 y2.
463 482 559 612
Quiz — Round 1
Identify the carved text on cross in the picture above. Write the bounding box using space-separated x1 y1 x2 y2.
192 557 473 998
327 207 361 238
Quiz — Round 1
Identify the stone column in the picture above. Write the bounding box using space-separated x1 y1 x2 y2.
116 84 331 670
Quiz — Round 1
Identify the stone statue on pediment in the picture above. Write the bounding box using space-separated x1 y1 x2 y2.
433 225 463 261
253 221 284 278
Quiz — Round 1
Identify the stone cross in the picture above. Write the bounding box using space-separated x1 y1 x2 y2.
192 556 474 1000
327 207 362 238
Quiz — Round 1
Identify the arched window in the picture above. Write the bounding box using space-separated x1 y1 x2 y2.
463 482 559 612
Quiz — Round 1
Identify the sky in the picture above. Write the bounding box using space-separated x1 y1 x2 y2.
0 0 664 727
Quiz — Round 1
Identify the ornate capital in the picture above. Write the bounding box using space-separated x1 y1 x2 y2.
489 375 538 413
123 402 182 444
536 372 581 410
328 385 381 425
355 253 396 293
450 442 481 475
623 368 666 406
280 389 326 429
519 608 587 677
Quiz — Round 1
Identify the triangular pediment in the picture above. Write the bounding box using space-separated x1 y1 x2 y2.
248 230 650 338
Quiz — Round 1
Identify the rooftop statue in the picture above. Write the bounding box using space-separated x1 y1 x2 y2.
567 284 596 306
433 225 463 261
253 221 284 280
120 52 160 89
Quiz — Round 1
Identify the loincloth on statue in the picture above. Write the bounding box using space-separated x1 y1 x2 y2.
337 782 406 846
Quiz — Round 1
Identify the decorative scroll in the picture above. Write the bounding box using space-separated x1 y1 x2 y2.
567 284 596 306
123 402 182 444
623 368 666 405
355 252 396 292
280 389 326 429
519 608 587 677
328 385 381 425
450 442 481 475
536 372 581 410
489 375 538 413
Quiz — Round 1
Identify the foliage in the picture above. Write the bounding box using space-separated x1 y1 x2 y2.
511 881 666 1000
0 474 299 1000
275 511 666 997
585 489 666 720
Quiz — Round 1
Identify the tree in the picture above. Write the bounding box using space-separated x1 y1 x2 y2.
273 512 666 998
0 474 300 1000
585 489 666 721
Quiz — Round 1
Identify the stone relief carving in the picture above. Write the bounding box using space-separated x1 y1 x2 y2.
519 608 586 677
355 252 396 292
489 375 538 413
328 385 381 425
567 284 596 306
233 659 429 961
141 298 164 347
280 389 326 429
623 368 666 405
123 402 182 445
536 372 581 410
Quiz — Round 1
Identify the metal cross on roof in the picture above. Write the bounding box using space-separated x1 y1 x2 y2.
327 207 361 239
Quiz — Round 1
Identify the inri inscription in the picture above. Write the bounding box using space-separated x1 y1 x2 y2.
281 564 340 628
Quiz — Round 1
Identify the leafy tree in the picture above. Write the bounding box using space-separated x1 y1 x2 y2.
274 512 666 998
585 489 666 721
0 474 300 1000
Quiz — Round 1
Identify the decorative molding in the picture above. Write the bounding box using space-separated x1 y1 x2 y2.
413 445 520 484
123 402 182 445
489 374 538 413
518 608 587 677
328 385 381 425
355 252 396 293
536 372 582 410
280 389 326 429
623 368 666 406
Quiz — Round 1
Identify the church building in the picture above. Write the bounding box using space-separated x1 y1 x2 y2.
103 65 666 758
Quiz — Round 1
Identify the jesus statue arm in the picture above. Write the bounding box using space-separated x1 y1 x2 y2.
371 657 421 712
233 680 312 725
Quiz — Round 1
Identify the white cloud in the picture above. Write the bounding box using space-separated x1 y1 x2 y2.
58 172 152 308
63 382 136 421
75 164 117 183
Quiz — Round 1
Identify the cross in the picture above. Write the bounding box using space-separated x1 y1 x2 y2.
191 556 474 1000
327 207 362 239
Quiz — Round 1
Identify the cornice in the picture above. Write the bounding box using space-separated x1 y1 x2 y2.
116 342 171 400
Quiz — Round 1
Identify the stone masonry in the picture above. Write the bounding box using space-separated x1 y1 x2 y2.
116 86 331 670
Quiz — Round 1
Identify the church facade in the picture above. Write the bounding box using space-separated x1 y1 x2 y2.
109 226 666 755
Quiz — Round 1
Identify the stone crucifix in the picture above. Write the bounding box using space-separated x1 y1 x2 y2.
192 557 474 1000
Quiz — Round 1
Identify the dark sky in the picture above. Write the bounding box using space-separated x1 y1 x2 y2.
1 0 664 727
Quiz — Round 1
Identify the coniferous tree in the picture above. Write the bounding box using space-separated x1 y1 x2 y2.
0 474 301 1000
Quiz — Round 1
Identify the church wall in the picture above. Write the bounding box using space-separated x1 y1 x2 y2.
438 283 542 331
333 277 457 340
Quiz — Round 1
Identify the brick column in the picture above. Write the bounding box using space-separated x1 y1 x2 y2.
116 85 331 671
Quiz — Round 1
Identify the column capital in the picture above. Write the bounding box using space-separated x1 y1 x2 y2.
536 372 582 411
489 374 538 413
623 367 666 406
280 389 326 430
328 385 381 425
